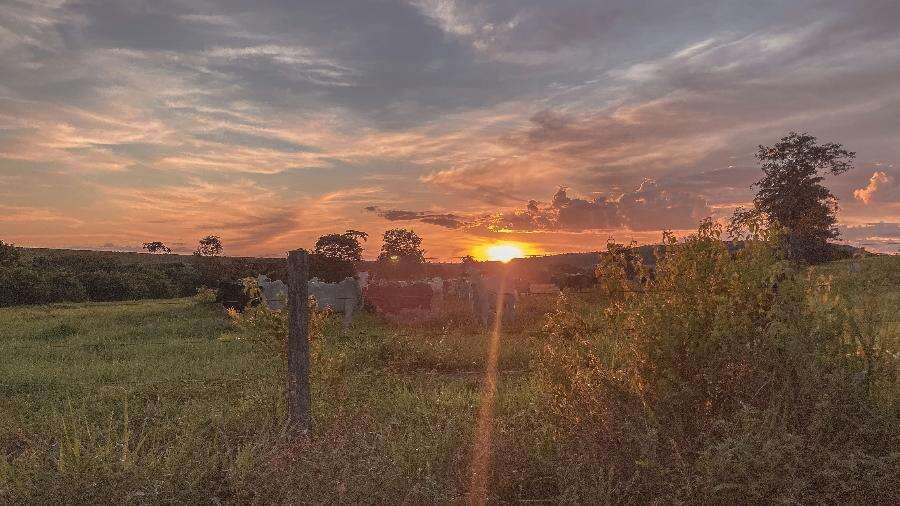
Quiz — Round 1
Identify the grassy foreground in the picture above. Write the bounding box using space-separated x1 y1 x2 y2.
0 296 541 503
1 254 898 504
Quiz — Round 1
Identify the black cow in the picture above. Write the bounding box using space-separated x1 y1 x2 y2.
215 280 254 311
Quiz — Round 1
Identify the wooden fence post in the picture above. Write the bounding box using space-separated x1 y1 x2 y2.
286 249 311 434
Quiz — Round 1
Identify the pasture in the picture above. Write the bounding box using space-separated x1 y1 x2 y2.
1 253 898 504
0 297 541 503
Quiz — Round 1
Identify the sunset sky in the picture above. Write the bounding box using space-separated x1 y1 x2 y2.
1 0 898 259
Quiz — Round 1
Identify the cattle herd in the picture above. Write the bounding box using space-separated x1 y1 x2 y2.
218 269 568 326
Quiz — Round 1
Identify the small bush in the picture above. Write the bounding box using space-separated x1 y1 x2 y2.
228 296 334 353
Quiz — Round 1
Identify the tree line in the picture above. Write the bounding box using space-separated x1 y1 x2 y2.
0 228 427 307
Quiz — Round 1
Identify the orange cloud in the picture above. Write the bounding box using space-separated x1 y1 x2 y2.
853 171 896 204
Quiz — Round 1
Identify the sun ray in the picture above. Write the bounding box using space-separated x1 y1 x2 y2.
466 272 507 505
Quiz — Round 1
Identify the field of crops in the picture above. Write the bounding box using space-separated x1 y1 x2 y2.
1 254 897 503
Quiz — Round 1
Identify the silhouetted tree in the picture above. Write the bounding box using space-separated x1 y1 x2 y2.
309 230 368 282
142 241 171 254
737 132 855 264
194 235 223 257
378 228 425 263
309 254 356 283
314 230 368 262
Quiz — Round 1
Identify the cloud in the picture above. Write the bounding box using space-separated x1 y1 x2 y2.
488 182 710 232
839 222 900 253
192 128 321 154
367 180 711 233
0 204 84 226
366 206 466 229
853 170 898 204
617 179 711 231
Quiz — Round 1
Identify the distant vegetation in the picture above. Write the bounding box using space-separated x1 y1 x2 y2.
142 241 171 254
0 240 286 307
0 239 870 309
0 231 388 306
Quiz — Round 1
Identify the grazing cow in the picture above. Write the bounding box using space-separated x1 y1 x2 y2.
471 275 517 325
308 277 363 329
255 274 363 314
364 281 433 314
553 272 596 291
257 275 288 310
308 277 362 311
216 280 253 311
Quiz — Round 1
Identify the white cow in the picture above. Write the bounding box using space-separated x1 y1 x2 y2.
257 275 287 310
257 275 362 329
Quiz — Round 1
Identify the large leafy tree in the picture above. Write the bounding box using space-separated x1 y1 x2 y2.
741 132 855 264
310 229 368 282
378 228 425 263
313 230 368 262
194 235 223 257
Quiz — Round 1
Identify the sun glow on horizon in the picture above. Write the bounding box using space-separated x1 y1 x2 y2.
484 243 526 263
470 241 538 262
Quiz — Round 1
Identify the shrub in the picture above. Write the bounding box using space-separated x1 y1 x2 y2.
130 269 178 299
536 220 899 502
77 271 133 301
40 272 87 303
0 266 45 306
228 293 334 356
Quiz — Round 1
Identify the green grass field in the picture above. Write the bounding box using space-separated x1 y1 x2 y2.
0 295 544 503
1 255 897 504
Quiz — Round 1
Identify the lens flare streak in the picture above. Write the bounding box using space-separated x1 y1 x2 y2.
466 273 507 505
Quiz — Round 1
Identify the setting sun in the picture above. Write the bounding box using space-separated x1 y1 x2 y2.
485 243 525 263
